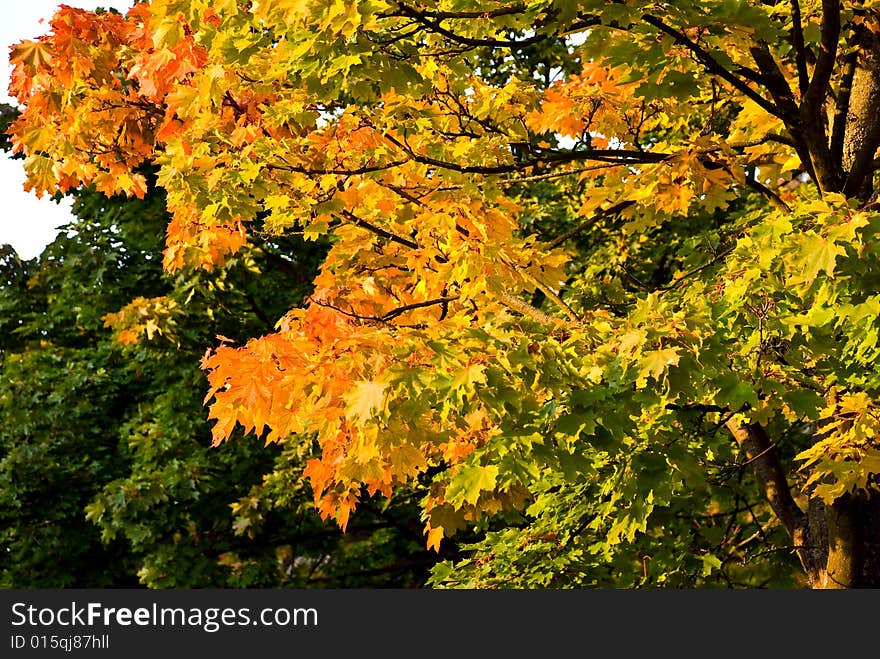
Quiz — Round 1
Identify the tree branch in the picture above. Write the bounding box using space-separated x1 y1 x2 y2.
497 291 560 326
392 5 528 20
380 296 459 322
657 243 737 294
743 176 792 212
339 210 420 250
641 14 782 119
498 254 579 323
729 133 795 149
547 200 635 249
798 0 842 193
309 296 456 325
830 51 856 166
269 159 407 176
789 0 810 96
803 0 841 114
748 42 825 186
724 419 811 573
383 131 669 175
748 43 800 123
392 3 599 49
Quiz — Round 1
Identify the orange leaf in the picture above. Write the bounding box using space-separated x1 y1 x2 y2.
9 40 53 70
426 525 444 552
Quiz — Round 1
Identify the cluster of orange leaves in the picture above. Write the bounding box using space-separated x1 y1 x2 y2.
8 4 207 199
525 66 640 146
201 304 497 535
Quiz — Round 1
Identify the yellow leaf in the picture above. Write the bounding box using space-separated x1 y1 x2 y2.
426 525 444 552
389 444 427 480
451 363 486 390
780 153 801 173
638 348 680 381
144 318 160 340
617 329 646 355
361 276 378 296
344 380 387 420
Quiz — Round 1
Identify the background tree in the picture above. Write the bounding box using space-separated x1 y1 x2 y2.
9 1 880 588
1 104 445 586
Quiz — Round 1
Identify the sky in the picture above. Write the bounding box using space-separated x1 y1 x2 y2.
1 0 134 259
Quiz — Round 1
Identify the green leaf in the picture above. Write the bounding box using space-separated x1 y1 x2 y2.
714 374 758 411
446 464 499 507
782 389 825 420
787 232 846 286
701 554 722 576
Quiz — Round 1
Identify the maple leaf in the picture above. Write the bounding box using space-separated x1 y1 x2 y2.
446 464 499 507
451 363 487 390
389 443 427 480
9 40 53 70
637 348 680 382
787 232 847 287
343 380 387 420
426 525 444 552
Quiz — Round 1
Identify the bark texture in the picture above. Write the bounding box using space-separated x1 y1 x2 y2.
841 19 880 199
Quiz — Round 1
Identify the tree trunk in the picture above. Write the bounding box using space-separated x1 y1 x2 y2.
805 10 880 588
841 18 880 200
759 9 880 588
726 421 880 588
804 493 880 588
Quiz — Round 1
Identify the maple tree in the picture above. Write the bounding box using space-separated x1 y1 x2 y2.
10 0 880 587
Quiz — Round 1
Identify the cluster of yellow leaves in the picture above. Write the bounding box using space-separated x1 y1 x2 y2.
796 392 880 504
102 296 181 346
632 139 742 215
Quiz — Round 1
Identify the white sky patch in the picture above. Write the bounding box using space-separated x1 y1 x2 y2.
566 30 589 48
1 0 133 259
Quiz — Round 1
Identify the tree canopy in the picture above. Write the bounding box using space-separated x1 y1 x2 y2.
9 0 880 588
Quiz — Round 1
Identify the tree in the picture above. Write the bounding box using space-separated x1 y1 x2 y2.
9 0 880 588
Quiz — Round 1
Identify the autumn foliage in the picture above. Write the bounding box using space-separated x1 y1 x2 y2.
10 1 880 587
